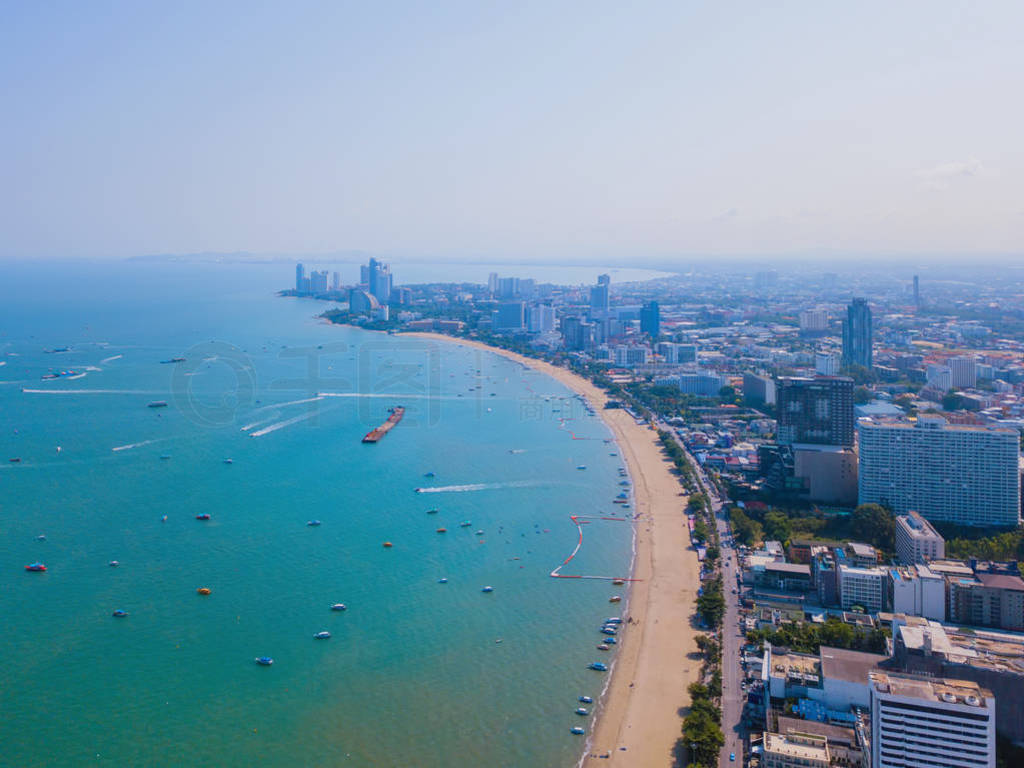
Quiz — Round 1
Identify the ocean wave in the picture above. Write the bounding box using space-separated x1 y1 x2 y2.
248 411 319 437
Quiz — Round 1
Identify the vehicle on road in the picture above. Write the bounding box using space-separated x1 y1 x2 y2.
730 753 735 762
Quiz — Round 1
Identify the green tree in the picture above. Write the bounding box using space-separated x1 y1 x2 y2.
763 509 792 542
729 507 763 547
942 390 962 411
852 503 895 551
853 386 873 405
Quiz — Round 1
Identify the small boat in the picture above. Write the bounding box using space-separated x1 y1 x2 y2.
307 520 322 527
197 587 211 595
25 562 46 572
436 527 447 533
481 586 494 593
570 727 585 735
223 458 233 464
605 617 623 624
578 696 593 704
424 471 435 478
161 515 168 522
195 513 211 520
147 401 168 408
382 541 393 548
9 457 21 463
109 560 119 567
314 631 331 640
612 579 625 586
36 535 46 541
255 657 274 666
160 454 171 460
575 707 589 716
597 644 611 651
601 628 617 636
576 465 586 470
437 578 448 584
426 509 439 515
460 521 472 527
160 357 186 364
475 530 484 536
609 595 622 603
112 610 129 618
588 662 608 671
604 637 617 645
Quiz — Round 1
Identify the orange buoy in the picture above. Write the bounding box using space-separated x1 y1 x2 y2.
197 587 211 595
383 541 393 548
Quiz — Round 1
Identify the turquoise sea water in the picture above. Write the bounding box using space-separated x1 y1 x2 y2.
0 262 634 767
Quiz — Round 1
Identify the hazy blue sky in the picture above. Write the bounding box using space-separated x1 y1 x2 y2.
2 1 1022 261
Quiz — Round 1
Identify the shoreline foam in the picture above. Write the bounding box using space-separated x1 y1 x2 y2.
401 331 701 766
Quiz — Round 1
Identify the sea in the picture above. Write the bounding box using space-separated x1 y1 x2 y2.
0 260 642 767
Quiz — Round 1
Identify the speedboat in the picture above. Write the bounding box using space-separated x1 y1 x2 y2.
612 579 626 585
575 707 589 716
475 530 484 536
330 603 347 611
9 457 21 463
481 586 494 593
197 587 211 595
25 562 46 572
587 662 608 671
307 520 322 527
460 521 472 527
605 617 623 624
426 509 439 514
604 637 617 645
570 727 585 735
109 560 119 567
314 631 331 639
424 471 435 478
437 578 448 584
601 628 617 636
609 595 621 603
36 535 46 541
112 610 129 618
147 401 168 408
195 513 211 520
223 458 233 464
578 696 593 704
436 527 447 533
576 465 586 470
382 541 393 548
597 644 610 651
160 454 171 460
255 657 274 666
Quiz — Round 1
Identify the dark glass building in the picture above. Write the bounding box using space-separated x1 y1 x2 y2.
842 297 873 368
776 376 854 447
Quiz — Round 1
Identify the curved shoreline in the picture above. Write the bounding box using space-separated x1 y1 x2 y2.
402 332 701 766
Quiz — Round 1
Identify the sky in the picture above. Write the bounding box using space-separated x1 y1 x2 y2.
1 1 1022 262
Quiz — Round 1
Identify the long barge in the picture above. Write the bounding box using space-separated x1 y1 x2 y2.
362 406 405 443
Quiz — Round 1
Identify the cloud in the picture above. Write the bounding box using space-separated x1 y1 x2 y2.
916 158 983 189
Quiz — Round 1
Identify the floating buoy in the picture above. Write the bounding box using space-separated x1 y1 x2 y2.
197 587 211 595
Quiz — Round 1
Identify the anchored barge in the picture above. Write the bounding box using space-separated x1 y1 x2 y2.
362 406 405 443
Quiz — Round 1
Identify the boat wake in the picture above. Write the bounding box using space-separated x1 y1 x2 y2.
112 439 161 452
249 411 319 437
249 395 324 415
100 354 123 364
21 389 163 395
415 480 540 494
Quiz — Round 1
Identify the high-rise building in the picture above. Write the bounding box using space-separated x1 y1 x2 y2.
331 271 340 291
367 258 392 303
640 301 660 337
913 274 920 307
815 352 839 376
498 277 519 299
776 377 854 447
527 304 555 333
360 264 370 285
613 345 649 367
869 671 995 768
492 301 525 331
800 310 829 333
949 356 978 388
560 316 594 351
842 298 872 369
309 270 329 293
743 372 777 405
895 510 945 564
295 263 305 292
487 272 499 294
857 416 1021 527
589 276 610 316
657 342 697 364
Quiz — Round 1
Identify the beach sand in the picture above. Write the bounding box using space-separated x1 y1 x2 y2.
404 333 701 766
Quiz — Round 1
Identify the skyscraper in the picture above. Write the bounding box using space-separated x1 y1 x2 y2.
589 275 610 316
295 263 305 292
640 301 660 337
913 274 920 307
842 298 872 369
776 377 854 447
367 258 392 303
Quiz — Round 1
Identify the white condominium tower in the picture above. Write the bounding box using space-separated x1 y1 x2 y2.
857 416 1021 527
870 672 995 768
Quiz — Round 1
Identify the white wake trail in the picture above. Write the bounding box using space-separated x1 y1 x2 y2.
249 411 319 437
101 354 123 364
112 439 160 452
415 480 539 494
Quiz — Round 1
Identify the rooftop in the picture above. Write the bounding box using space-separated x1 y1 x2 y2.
819 646 888 684
775 716 858 748
976 571 1024 591
763 731 830 761
869 671 992 708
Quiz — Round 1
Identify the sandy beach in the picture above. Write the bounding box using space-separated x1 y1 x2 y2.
404 332 702 766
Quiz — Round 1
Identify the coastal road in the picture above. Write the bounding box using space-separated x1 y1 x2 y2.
678 441 745 767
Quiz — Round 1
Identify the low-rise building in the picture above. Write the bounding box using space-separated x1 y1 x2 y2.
838 565 887 613
895 509 945 564
762 730 829 768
